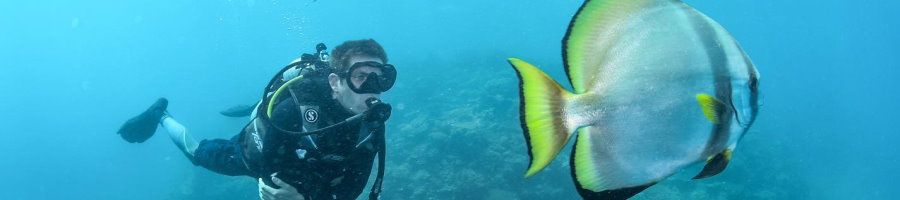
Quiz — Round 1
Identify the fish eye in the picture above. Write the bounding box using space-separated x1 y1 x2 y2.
749 77 759 92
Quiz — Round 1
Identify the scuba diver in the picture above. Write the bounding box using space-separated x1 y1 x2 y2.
116 39 396 200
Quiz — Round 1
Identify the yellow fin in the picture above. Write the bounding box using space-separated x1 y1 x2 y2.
696 93 725 124
508 58 574 178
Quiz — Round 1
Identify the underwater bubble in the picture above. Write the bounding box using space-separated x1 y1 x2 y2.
70 18 80 28
80 81 91 91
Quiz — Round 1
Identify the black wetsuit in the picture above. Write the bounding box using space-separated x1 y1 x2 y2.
191 81 382 200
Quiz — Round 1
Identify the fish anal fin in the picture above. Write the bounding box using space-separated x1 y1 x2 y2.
577 182 656 200
570 127 657 200
696 93 726 124
693 149 733 180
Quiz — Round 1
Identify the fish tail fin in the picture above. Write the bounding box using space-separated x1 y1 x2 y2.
508 58 576 178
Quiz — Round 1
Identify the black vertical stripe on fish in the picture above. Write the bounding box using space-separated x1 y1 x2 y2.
684 4 734 157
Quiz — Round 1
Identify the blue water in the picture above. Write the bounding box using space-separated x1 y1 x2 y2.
1 0 897 199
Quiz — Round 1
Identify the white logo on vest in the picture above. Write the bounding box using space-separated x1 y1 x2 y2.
304 108 319 123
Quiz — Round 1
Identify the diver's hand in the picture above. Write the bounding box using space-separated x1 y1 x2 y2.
259 177 305 200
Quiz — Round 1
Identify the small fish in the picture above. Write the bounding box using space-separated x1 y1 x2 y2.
220 104 256 117
508 0 760 199
219 104 256 117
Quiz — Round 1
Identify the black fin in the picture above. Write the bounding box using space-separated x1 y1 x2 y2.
692 149 732 179
219 104 255 117
117 98 168 143
577 183 655 200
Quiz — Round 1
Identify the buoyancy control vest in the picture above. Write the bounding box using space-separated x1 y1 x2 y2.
236 45 388 200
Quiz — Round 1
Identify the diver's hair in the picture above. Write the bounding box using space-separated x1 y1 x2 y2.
330 39 388 74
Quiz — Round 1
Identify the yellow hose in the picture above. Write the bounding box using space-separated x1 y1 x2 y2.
266 75 304 117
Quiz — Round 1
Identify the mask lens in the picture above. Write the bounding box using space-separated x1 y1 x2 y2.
345 61 396 94
358 73 383 93
380 64 396 91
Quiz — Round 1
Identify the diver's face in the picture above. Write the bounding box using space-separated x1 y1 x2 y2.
329 57 384 114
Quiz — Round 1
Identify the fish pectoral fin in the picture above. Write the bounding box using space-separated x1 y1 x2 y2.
696 93 726 124
508 58 575 178
692 148 734 180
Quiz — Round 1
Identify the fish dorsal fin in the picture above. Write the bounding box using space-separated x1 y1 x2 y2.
696 93 726 124
563 0 654 94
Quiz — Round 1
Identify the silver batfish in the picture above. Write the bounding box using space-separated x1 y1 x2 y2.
507 0 760 199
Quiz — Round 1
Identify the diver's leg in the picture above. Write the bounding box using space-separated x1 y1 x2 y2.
191 136 251 176
160 114 251 176
160 115 199 157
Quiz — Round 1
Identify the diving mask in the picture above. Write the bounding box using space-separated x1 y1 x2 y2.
341 61 396 94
